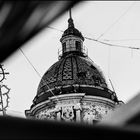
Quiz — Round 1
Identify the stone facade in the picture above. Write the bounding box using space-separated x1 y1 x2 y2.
26 93 116 124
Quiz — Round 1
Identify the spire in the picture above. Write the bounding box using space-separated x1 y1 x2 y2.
68 9 74 28
60 8 85 43
69 8 72 19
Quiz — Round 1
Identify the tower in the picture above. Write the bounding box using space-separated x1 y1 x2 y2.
25 10 122 124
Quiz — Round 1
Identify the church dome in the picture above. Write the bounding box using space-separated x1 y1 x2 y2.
31 12 119 107
25 10 122 123
37 54 107 94
33 53 117 106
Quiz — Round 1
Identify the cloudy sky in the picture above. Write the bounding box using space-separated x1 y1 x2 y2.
3 1 140 117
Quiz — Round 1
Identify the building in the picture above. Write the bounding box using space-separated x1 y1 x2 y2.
25 11 122 124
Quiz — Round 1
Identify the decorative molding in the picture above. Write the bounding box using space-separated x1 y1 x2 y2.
29 94 115 124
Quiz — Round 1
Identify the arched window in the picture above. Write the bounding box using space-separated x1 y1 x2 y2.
75 41 81 51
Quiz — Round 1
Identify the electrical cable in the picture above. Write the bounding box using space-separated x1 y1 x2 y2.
45 26 140 50
18 48 58 99
96 2 136 40
103 39 140 42
108 46 111 78
47 26 63 32
84 36 140 50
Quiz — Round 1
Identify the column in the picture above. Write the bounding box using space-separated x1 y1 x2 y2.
76 109 81 122
56 111 61 121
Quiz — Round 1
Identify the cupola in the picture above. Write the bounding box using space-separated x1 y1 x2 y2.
60 10 85 58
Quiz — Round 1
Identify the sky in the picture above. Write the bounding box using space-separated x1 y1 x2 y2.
2 1 140 118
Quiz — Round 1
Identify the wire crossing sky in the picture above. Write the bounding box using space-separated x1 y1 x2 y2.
96 1 136 40
4 1 140 118
45 25 140 50
19 48 57 98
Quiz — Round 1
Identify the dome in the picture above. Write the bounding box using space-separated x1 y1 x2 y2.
25 11 122 123
33 53 117 106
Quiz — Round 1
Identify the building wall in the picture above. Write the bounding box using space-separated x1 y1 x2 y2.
31 93 115 124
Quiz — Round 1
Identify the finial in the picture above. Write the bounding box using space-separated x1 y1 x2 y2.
69 8 72 19
68 8 74 28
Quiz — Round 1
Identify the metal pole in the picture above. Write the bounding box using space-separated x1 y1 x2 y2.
69 8 72 19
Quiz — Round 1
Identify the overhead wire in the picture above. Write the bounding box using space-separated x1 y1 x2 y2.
18 48 58 100
84 36 140 50
103 39 140 42
108 46 111 78
47 25 63 32
96 2 136 40
45 26 140 50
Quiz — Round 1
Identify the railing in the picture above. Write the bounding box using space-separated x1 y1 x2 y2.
58 45 88 59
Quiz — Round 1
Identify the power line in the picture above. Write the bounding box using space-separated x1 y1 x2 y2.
47 26 63 32
18 48 57 99
109 79 116 93
19 48 41 79
46 26 140 50
84 36 140 50
103 39 140 42
108 46 111 78
96 2 136 40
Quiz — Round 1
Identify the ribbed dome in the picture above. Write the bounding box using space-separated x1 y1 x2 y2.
26 11 122 122
32 52 117 106
32 13 119 107
37 54 108 94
